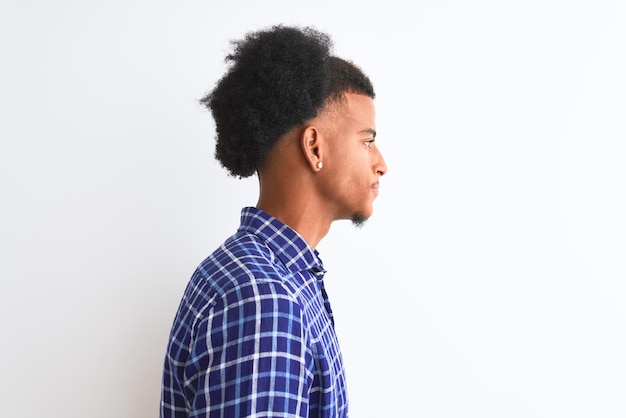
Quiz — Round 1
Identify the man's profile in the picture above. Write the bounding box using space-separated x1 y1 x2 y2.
160 24 387 417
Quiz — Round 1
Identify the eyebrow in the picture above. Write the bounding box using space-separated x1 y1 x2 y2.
359 128 377 138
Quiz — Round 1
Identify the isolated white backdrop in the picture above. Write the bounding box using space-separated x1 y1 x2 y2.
1 1 625 417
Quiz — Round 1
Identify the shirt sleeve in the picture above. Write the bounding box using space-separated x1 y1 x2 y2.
183 279 313 417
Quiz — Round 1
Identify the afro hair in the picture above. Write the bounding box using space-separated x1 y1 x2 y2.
201 25 375 178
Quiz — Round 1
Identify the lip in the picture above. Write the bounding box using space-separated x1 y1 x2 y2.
372 182 380 196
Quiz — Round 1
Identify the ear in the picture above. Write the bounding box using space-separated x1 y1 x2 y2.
300 126 325 172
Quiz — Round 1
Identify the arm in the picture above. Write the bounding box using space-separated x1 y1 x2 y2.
184 279 313 417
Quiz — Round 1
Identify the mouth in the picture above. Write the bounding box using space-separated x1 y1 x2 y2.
372 182 380 196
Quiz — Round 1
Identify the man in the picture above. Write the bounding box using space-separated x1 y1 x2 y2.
160 25 387 417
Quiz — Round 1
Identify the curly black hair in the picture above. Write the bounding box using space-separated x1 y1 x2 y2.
200 25 375 178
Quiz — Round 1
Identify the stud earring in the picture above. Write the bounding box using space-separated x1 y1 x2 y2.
317 161 323 169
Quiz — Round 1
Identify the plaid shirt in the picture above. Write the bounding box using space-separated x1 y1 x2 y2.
160 207 348 417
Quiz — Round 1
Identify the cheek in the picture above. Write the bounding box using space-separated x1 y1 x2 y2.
327 144 370 189
343 163 372 199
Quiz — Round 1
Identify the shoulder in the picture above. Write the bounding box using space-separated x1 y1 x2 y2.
188 230 295 308
207 230 286 279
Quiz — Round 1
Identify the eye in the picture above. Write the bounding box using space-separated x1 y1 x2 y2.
363 139 375 149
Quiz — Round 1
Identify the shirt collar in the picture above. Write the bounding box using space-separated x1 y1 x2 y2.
238 207 326 275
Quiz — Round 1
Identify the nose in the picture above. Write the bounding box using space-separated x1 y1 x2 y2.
375 149 388 177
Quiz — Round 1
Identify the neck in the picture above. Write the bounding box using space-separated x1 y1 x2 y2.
256 175 332 250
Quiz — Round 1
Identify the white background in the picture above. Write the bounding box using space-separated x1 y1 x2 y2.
1 1 625 417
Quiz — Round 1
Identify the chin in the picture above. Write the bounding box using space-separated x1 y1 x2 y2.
351 213 369 228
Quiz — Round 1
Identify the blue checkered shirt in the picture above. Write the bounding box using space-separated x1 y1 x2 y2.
160 207 348 417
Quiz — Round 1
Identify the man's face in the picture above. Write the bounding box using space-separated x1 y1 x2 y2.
318 93 388 226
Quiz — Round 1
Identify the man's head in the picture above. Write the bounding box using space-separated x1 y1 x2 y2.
201 25 376 178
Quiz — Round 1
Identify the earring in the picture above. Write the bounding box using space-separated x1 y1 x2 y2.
317 161 323 169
